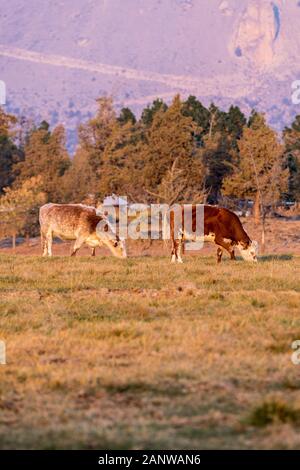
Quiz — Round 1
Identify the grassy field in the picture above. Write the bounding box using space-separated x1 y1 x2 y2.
0 252 300 449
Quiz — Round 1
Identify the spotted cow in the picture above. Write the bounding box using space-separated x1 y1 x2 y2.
166 205 258 263
39 203 127 258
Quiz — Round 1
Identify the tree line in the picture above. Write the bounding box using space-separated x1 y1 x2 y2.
0 94 300 246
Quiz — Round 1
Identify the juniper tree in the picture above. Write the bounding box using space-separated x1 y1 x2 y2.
75 97 117 194
141 98 168 127
222 113 288 249
0 176 45 248
141 95 204 199
117 107 136 126
146 157 207 206
200 131 234 203
0 107 21 192
14 123 70 202
283 115 300 202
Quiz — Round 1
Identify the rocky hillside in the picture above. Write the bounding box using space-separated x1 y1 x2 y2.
0 0 300 150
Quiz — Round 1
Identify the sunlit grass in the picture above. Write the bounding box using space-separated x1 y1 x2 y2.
0 254 300 449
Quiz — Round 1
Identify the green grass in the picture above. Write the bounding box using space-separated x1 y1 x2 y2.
248 400 300 427
0 254 300 449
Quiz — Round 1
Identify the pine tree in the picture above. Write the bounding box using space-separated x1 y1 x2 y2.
14 122 70 202
200 131 234 203
141 95 204 198
0 176 45 247
141 99 168 127
76 97 117 195
118 107 136 126
99 120 135 196
182 96 210 137
221 105 247 146
0 107 22 192
283 115 300 202
62 146 96 202
222 113 288 249
181 96 211 151
66 98 146 202
146 158 207 205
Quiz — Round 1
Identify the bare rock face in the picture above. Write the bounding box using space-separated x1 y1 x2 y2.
230 0 280 69
175 0 194 11
1 0 300 149
219 1 233 17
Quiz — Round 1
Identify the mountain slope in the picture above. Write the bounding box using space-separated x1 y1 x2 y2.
0 0 300 150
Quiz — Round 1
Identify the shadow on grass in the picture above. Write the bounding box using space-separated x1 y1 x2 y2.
259 254 293 262
105 380 186 397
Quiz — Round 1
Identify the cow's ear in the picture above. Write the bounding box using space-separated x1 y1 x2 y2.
104 224 109 232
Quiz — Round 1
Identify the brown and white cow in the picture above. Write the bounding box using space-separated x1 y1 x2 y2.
39 203 127 258
165 205 258 263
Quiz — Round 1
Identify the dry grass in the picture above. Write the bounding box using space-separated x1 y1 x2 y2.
0 252 300 449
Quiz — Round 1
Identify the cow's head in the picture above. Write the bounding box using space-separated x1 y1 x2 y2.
96 219 127 259
237 240 258 262
107 235 127 259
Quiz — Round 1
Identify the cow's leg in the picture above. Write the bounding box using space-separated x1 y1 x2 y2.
171 238 183 263
224 241 236 260
217 246 235 263
41 231 48 257
171 240 180 262
177 237 184 263
71 236 85 256
45 232 53 257
171 238 177 262
91 248 96 257
215 237 234 264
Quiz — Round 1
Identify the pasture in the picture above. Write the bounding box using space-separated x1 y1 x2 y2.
0 252 300 449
